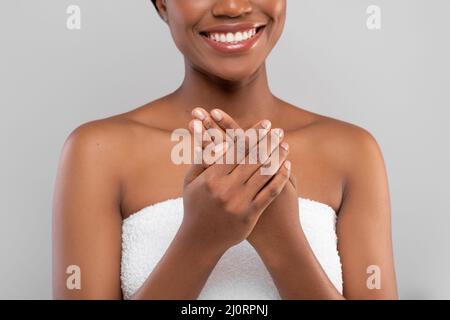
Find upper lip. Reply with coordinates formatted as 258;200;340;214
199;22;266;34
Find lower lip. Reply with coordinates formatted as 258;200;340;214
200;27;265;54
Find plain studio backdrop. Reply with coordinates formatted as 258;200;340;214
1;0;449;299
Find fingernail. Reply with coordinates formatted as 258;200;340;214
284;160;291;170
192;109;206;121
281;142;289;151
203;118;212;129
261;120;271;129
211;110;223;121
274;128;284;138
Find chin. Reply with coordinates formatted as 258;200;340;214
208;63;262;83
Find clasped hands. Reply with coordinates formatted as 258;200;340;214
180;107;303;260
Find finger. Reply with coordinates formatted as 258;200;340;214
210;108;241;133
230;128;285;181
195;107;244;145
190;110;235;176
192;107;228;146
212;122;272;176
191;117;274;176
187;118;228;169
232;120;273;164
191;107;278;177
251;160;292;213
193;107;272;160
183;141;229;186
245;141;290;199
188;119;214;151
211;108;274;147
288;172;297;189
184;159;207;187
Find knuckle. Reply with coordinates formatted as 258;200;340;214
225;200;246;217
249;201;260;213
211;186;228;203
269;186;282;198
217;191;229;204
279;168;290;179
223;202;239;217
203;173;217;190
223;201;235;214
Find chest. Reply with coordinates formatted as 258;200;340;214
119;136;344;219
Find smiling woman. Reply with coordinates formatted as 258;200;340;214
52;0;398;300
153;0;286;82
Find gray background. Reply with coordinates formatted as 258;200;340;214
1;0;449;299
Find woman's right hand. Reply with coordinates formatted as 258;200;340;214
179;116;291;255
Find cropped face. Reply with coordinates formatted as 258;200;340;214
155;0;286;82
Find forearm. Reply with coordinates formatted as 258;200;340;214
257;232;345;300
131;229;226;300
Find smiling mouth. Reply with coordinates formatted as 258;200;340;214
199;25;266;54
200;26;265;44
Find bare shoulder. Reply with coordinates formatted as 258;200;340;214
64;116;133;168
312;114;382;157
282;101;386;176
61;101;170;178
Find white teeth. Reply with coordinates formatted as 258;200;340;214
205;28;258;43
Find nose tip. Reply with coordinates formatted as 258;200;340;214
212;0;253;18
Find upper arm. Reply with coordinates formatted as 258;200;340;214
52;122;124;299
336;127;398;299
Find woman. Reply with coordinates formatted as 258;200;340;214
52;0;398;299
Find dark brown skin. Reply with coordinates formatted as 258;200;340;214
53;0;398;299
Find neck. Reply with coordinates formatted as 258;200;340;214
171;60;278;129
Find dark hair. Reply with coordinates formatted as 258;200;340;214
151;0;157;10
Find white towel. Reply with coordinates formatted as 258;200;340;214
121;197;343;299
